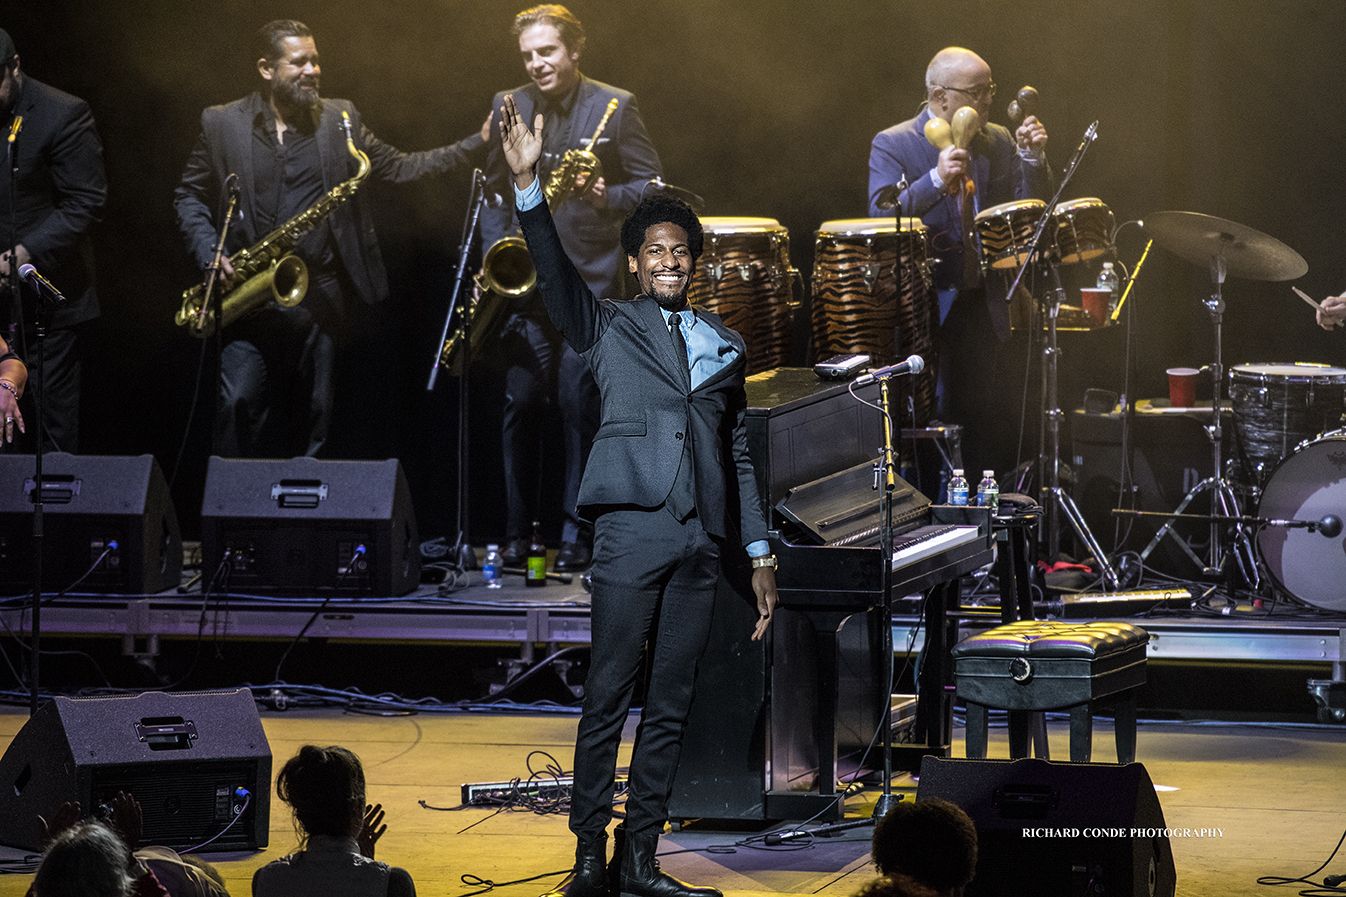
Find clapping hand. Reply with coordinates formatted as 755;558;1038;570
358;803;386;859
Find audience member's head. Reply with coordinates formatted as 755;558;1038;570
276;744;367;841
31;820;134;897
871;798;978;896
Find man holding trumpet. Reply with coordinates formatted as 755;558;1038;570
481;4;663;573
868;46;1050;477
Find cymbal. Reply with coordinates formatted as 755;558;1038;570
1144;211;1307;281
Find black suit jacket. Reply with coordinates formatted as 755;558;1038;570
483;77;662;299
518;199;768;546
1;76;106;330
174;92;483;306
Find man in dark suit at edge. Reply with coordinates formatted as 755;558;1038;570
481;5;663;573
0;27;107;454
498;94;778;897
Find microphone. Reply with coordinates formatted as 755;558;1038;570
874;174;909;211
18;263;68;305
1324;873;1346;888
1071;121;1099;161
854;354;924;386
1318;515;1342;539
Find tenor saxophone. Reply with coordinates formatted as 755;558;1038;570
175;110;372;338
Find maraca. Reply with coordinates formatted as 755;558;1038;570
1007;86;1040;126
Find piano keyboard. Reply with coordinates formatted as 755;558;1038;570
890;524;983;570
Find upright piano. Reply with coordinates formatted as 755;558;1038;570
668;369;992;823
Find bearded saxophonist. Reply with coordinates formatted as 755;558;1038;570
482;5;663;572
174;19;487;459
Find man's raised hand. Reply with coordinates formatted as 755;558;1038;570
499;93;544;189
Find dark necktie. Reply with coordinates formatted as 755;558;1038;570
668;312;691;391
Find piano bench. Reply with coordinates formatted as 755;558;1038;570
952;620;1149;763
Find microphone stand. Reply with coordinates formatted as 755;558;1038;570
1004;123;1117;586
7;115;45;715
428;169;490;572
7;114;20;364
26;272;59;716
872;372;902;819
204;176;240;456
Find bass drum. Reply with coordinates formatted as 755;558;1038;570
1256;430;1346;611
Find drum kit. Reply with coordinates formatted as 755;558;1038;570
691;175;1341;610
1118;210;1346;612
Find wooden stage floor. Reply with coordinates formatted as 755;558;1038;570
1;706;1343;897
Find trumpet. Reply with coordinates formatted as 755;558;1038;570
543;97;618;208
176;111;370;338
439;99;622;372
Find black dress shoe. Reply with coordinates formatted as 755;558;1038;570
619;829;721;897
553;539;593;572
502;538;530;568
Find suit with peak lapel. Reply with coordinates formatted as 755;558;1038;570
482;75;663;551
518;196;767;840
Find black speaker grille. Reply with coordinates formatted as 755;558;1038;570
90;761;262;852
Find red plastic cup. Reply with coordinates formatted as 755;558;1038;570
1080;288;1111;327
1167;367;1199;407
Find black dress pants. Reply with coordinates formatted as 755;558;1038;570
568;505;721;840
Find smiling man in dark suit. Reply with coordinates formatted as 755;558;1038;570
498;93;776;897
482;4;663;573
0;27;106;454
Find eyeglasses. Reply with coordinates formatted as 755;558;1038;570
941;82;997;102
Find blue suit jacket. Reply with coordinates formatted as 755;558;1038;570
517;199;767;547
869;107;1049;335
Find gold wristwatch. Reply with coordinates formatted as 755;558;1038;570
750;554;778;569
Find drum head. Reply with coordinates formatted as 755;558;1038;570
1232;362;1346;380
699;216;782;233
1257;431;1346;611
816;217;923;235
973;198;1045;225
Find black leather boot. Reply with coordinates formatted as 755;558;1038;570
606;822;626;894
618;829;722;897
542;833;610;897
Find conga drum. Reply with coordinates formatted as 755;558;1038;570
688;217;797;375
1051;197;1115;265
974;199;1047;270
811;217;937;426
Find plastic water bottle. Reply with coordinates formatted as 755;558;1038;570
1097;261;1121;312
949;469;970;506
977;470;999;515
483;544;503;589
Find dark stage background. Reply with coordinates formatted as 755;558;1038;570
6;0;1346;545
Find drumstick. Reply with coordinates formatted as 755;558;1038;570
1292;286;1324;312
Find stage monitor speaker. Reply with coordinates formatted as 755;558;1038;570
0;453;182;594
918;756;1176;897
201;456;421;596
0;689;270;853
